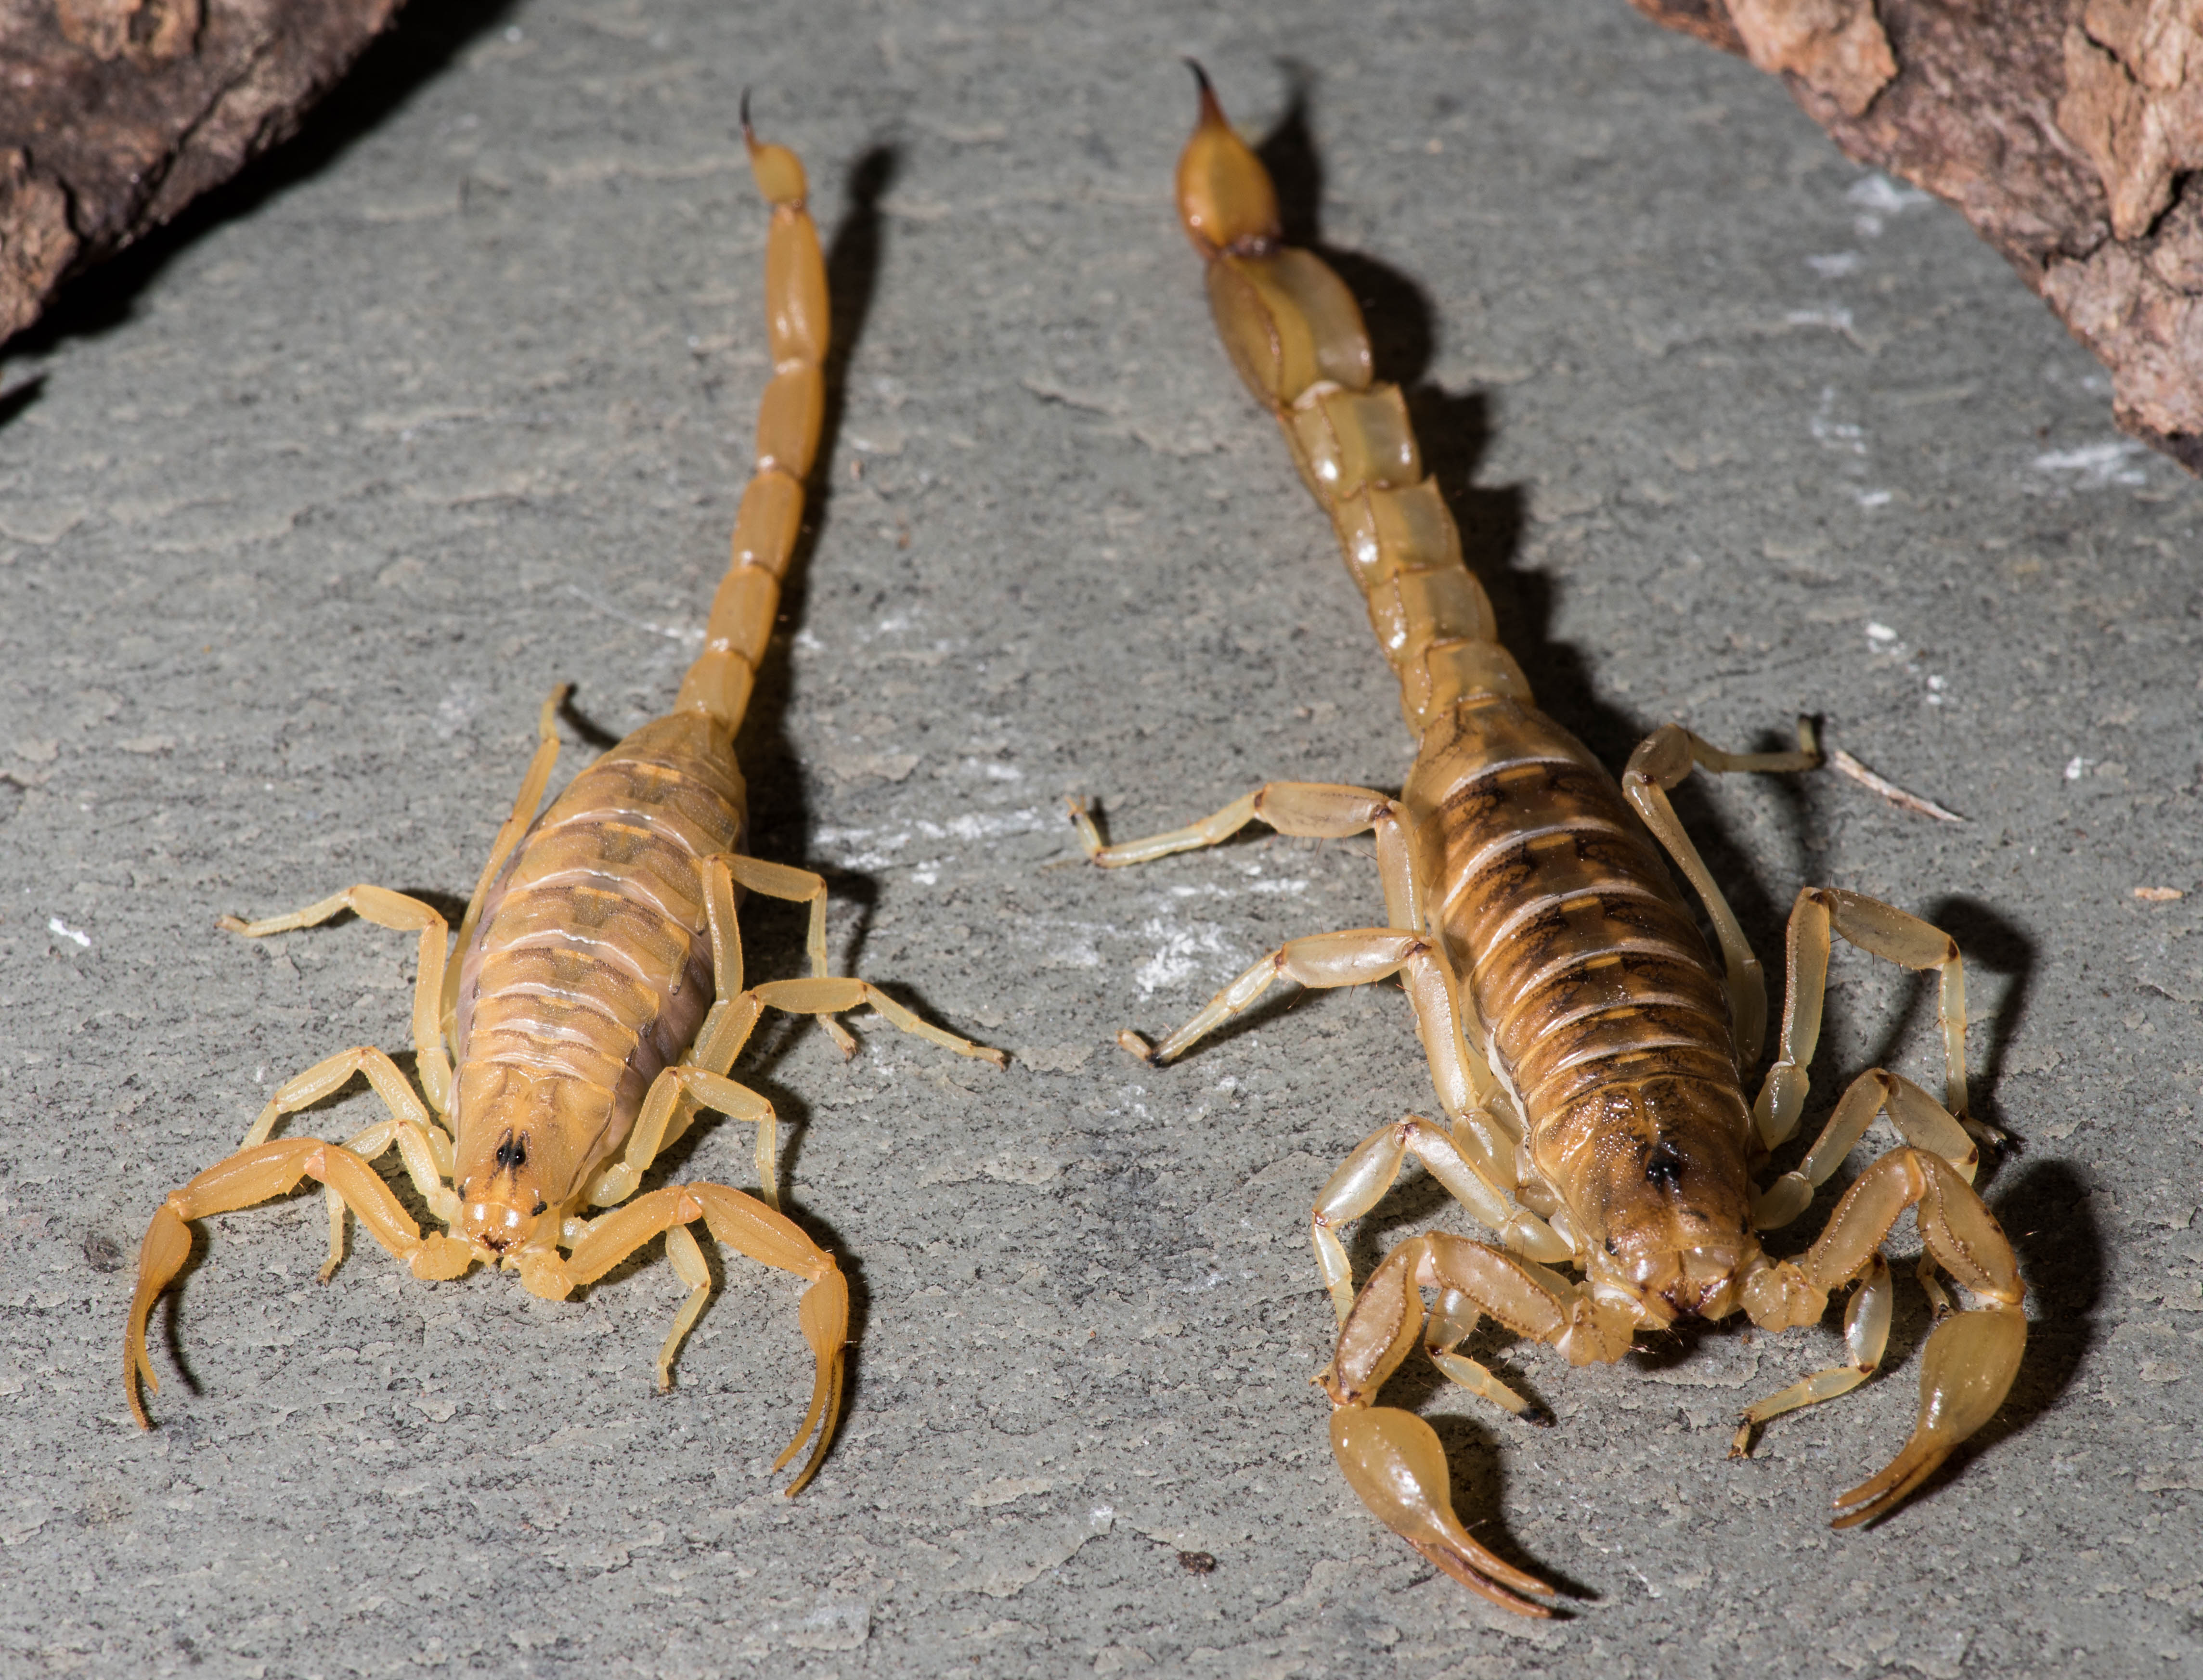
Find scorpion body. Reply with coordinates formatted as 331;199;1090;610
122;114;1001;1493
1076;74;2026;1612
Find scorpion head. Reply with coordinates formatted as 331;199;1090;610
449;1065;595;1260
455;1126;551;1256
1556;1076;1762;1327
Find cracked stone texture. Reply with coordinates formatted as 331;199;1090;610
0;1;2199;1676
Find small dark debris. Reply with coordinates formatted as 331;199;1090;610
1177;1550;1217;1575
83;1232;123;1273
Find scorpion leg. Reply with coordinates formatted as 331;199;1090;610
1621;718;1822;1069
1749;887;1976;1157
1423;1287;1551;1424
749;976;1007;1067
1126;928;1446;1065
536;1181;846;1495
1312;1114;1568;1321
124;1137;475;1427
1072;780;1426;931
223;883;457;1116
1754;1068;1978;1229
722;853;857;1054
1321;1230;1636;1613
1740;1147;2025;1525
1131;926;1559;1287
1082;790;1555;1282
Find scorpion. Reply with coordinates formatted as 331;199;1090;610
1072;70;2026;1613
121;108;1003;1494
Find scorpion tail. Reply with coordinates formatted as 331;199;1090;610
123;1201;193;1429
1175;71;1532;740
1329;1406;1556;1615
1830;1302;2026;1528
674;101;830;737
775;1265;849;1497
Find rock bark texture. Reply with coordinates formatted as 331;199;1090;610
1630;0;2203;471
0;0;404;345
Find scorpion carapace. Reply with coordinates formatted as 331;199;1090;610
1071;69;2025;1613
122;107;1004;1495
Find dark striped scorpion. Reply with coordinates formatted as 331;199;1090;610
1073;72;2025;1612
121;109;1003;1493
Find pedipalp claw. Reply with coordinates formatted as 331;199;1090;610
1329;1407;1555;1616
123;1201;193;1429
1831;1304;2025;1528
774;1266;849;1497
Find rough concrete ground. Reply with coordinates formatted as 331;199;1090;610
1;1;2198;1675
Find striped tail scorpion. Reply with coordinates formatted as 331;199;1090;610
1071;71;2025;1612
121;107;1003;1493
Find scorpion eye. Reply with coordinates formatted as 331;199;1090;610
1645;1141;1685;1192
493;1130;528;1173
531;1200;547;1216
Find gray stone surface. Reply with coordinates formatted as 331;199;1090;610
0;1;2197;1674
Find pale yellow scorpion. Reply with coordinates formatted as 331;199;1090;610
121;110;1002;1492
1074;73;2027;1613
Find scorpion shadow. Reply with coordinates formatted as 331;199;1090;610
2;0;519;384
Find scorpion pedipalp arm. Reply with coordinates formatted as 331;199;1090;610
1750;1146;2025;1526
1322;1230;1639;1613
1621;720;1821;1069
555;1181;847;1495
124;1137;475;1429
1730;1253;1892;1457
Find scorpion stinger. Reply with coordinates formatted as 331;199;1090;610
123;106;1004;1498
1071;70;2025;1604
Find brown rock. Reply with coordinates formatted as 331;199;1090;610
0;0;405;346
1630;0;2203;471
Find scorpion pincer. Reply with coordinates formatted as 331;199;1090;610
121;105;1004;1494
1072;70;2025;1612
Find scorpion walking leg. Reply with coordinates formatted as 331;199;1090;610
318;1114;463;1281
725;853;857;1054
1750;886;1980;1158
586;858;781;1209
538;1181;847;1494
750;976;1008;1068
1753;1068;1979;1229
1131;926;1562;1288
223;883;458;1117
1081;789;1560;1288
1312;1114;1568;1320
1072;781;1426;931
124;1138;475;1427
590;862;1006;1211
1738;1147;2025;1525
1621;718;1821;1067
1321;1230;1635;1613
